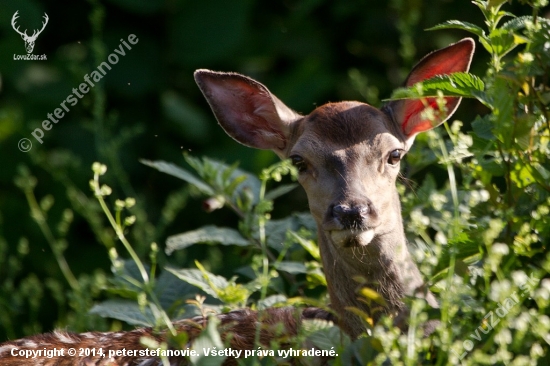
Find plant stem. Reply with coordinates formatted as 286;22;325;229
23;188;79;291
93;172;177;336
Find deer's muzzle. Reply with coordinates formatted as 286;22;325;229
324;201;379;247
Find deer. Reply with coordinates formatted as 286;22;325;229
11;10;49;54
0;38;474;365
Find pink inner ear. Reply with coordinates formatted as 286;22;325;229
406;40;474;87
205;77;287;150
398;39;474;138
402;96;457;136
407;60;467;86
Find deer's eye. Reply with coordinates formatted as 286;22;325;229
290;155;307;172
387;149;402;166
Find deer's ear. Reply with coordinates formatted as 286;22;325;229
384;38;475;147
194;70;301;157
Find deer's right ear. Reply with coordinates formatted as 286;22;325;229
194;70;301;157
383;38;475;149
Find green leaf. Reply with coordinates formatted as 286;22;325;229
341;337;382;365
478;36;493;54
289;231;321;260
154;270;205;310
432;234;482;278
264;183;298;201
511;161;537;188
532;163;550;181
427;20;485;37
224;174;248;196
108;260;149;293
489;28;523;57
478;157;505;176
141;159;214;195
502;15;533;31
263;212;316;250
184;155;262;202
304;321;350;350
190;316;225;366
89;299;154;326
490;77;515;147
388;72;485;100
276;261;308;274
302;318;336;335
166;267;228;299
488;0;508;9
166;225;250;254
257;294;287;310
358;287;387;307
471;115;495;140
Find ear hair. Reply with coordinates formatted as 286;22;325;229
194;69;301;156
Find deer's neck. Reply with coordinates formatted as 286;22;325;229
317;225;431;338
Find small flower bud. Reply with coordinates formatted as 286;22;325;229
89;179;98;191
92;162;107;175
124;215;136;226
100;184;112;196
202;196;225;212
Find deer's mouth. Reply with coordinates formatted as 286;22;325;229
330;229;375;247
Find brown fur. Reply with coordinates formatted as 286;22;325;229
0;308;332;365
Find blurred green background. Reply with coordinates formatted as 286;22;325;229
0;0;532;341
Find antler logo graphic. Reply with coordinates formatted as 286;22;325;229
11;11;49;54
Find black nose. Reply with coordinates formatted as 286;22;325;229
332;204;369;228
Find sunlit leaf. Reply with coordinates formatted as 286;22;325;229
290;231;320;260
427;20;485;38
358;287;387;307
488;0;508;9
502;15;533;31
388;72;485;100
166;267;228;299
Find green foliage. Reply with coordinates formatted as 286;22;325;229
387;1;550;364
390;72;486;101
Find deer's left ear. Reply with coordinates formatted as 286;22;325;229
383;38;475;148
194;69;301;158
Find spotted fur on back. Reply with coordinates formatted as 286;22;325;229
0;308;332;366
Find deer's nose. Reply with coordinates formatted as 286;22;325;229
332;204;369;228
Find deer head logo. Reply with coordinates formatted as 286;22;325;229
11;11;49;54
